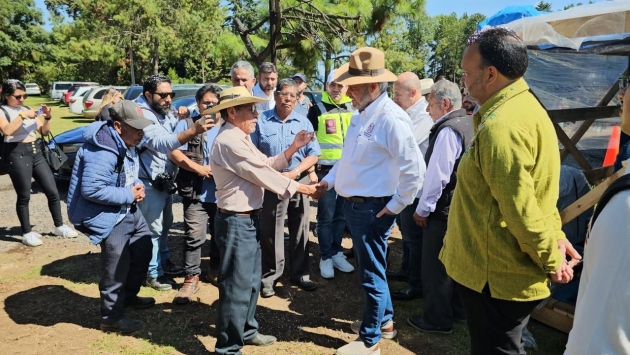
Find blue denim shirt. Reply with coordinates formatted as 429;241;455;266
251;109;321;172
174;120;219;203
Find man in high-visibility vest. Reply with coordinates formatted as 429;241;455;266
307;69;355;280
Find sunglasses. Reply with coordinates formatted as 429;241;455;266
154;92;176;99
11;94;27;100
238;104;258;114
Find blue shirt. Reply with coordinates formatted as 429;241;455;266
251;109;321;172
293;96;311;117
174;120;220;203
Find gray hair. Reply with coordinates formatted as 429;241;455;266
430;80;461;109
377;82;388;94
276;78;298;92
259;62;277;74
230;60;255;79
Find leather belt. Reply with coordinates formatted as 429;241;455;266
344;196;389;203
218;208;260;216
316;164;334;172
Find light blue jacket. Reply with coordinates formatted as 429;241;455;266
66;122;141;244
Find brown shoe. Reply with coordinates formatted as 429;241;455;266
173;274;200;304
204;267;219;286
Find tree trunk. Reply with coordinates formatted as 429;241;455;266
152;38;159;74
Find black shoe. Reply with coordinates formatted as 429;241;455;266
245;333;277;346
162;259;183;275
261;286;275;298
386;269;408;282
407;316;452;334
146;276;173;291
100;316;143;334
291;278;317;291
343;248;354;259
391;285;423;300
125;296;156;309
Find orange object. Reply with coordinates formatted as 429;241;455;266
603;125;621;167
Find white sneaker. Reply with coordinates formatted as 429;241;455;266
54;225;78;238
350;319;397;340
22;232;43;247
332;252;354;273
336;338;380;355
320;258;335;279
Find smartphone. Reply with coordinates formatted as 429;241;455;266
199;115;206;125
36;106;45;116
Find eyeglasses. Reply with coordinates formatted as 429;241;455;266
277;91;297;99
11;94;27;100
154;92;176;99
203;102;218;108
238;105;258;114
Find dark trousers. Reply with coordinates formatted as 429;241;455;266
260;189;310;288
214;212;261;355
421;218;465;328
458;283;541;355
315;169;346;260
396;198;422;289
6;142;63;233
99;207;152;323
182;198;219;275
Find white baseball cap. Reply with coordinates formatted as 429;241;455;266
327;70;337;84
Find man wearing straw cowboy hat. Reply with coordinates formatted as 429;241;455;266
314;47;423;355
207;86;317;355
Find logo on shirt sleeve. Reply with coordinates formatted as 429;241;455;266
407;136;415;149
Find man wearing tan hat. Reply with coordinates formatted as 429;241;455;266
68;100;155;334
207;86;317;355
313;47;423;355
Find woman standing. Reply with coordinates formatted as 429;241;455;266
0;79;78;246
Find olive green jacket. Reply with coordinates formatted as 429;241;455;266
440;79;566;301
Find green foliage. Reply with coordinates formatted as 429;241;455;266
535;1;553;12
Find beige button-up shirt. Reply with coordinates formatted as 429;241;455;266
210;122;299;212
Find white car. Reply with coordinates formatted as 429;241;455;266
24;83;41;96
68;87;94;115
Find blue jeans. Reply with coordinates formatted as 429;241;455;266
316;171;346;260
344;198;396;347
214;212;262;355
138;179;173;279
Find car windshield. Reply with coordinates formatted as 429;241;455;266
26;84;38;88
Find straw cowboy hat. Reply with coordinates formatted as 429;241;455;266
420;78;435;96
203;86;268;115
333;47;398;86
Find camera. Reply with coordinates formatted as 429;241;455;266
153;173;177;194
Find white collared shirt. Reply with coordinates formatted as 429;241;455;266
405;97;433;156
322;92;425;214
252;84;275;113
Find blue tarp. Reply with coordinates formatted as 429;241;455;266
477;5;542;30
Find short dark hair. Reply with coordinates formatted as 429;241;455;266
195;83;223;102
1;79;26;105
258;62;277;74
467;27;528;79
276;78;298;92
143;74;171;94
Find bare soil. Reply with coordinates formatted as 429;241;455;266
0;176;567;355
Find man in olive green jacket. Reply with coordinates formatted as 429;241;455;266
440;27;581;355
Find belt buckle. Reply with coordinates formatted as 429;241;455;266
350;196;365;203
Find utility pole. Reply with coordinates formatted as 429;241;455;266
130;45;136;86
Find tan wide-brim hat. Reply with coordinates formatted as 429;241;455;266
203;86;268;114
420;78;435;96
333;47;398;86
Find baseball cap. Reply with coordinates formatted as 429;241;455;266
327;70;337;84
109;100;153;130
291;73;306;82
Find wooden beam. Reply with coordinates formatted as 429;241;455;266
554;122;593;170
582;165;614;185
548;106;620;123
560;118;596;161
560;161;628;225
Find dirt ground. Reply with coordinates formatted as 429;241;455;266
0;175;569;355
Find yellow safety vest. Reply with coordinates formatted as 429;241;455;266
315;96;353;166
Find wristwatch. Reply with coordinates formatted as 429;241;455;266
294;168;302;180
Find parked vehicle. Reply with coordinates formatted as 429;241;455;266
62;83;98;105
24;83;42;96
52;95;199;179
82;86;128;120
50;82;73;100
68;87;94;115
123;86;143;100
304;90;322;104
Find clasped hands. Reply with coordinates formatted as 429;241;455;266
551;239;582;284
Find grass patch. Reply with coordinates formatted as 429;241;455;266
24;96;88;134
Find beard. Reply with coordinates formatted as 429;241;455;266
150;100;170;116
